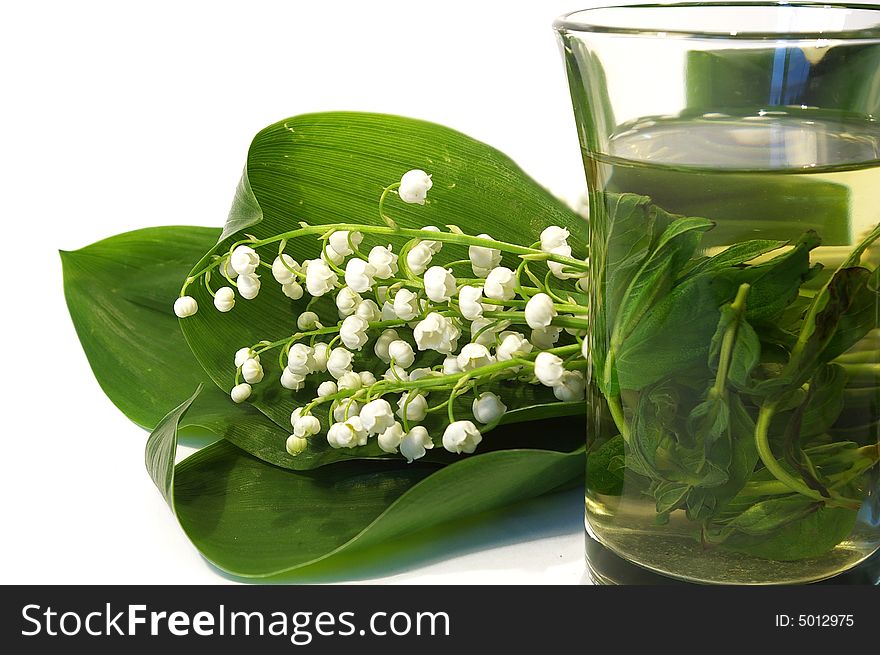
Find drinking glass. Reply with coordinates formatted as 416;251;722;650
555;2;880;584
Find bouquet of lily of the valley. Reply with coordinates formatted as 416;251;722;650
62;112;590;578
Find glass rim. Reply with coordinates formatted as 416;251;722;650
553;2;880;40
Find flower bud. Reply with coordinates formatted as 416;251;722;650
213;286;235;313
230;382;252;403
472;392;507;424
241;357;264;383
525;293;557;329
388;339;415;368
374;328;400;363
285;435;308;455
398;169;433;205
297;311;322;331
174;295;198;318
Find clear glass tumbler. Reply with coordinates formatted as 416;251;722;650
555;2;880;584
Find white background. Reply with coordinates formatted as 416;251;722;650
0;0;597;584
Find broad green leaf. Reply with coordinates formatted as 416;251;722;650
148;388;584;578
61;226;220;428
178;112;588;468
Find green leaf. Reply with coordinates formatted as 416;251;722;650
147;389;584;578
715;497;857;561
685;239;787;277
586;434;625;496
178;112;587;467
61;226;221;428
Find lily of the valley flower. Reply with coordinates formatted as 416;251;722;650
457;342;494;371
230;382;252;403
305;258;337;297
392;288;421;321
377;422;406;453
388;339;415;368
398;169;433;205
237;273;261;300
174;296;198;318
296;311;322;331
368;245;398;279
399;426;434;462
234;347;259;368
335;287;362;317
419;226;443;253
329;230;363;257
230;245;259;276
285;435;308;455
272;254;300;285
241;357;264;384
340;315;370;350
397;392;428;422
424;266;456;303
442;355;462;375
469;234;503;278
553;370;586;402
483;266;516;300
337;370;363;392
317;380;338;397
530;326;561;349
354;299;381;323
535;352;565;387
213;286;235;312
405;243;434;276
359;370;377;386
344;258;376;293
312;343;330;372
472;392;507;424
326;347;354;379
525;293;557;329
413;312;460;354
332;400;360;422
442;420;483;454
280;368;306;390
496;331;532;361
359;399;396;436
374;328;400;363
327;416;368;448
282;281;304;300
457;285;484;320
287;343;316;375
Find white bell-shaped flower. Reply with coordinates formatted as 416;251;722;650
472;392;507;424
534;352;565;387
173;296;198;318
234;347;259;368
344;258;376;294
399;426;434;462
333;400;360;423
530;326;561;350
423;266;456;303
237;273;261;300
304;258;337;297
329;230;363;257
317;380;338;398
398;169;433;205
413;312;459;354
457;343;494;371
327;416;368;449
285;435;308;455
442;420;482;454
525;293;557;329
335;287;362;317
388;340;415;368
443;355;462;375
377;422;405;454
312;342;330;372
326;348;354;379
213;287;235;313
419;226;443;253
483;266;515;300
359;370;377;387
280;368;306;390
540;226;570;252
282;281;304;300
405;243;434;276
374;328;400;363
359;399;396;436
230;245;259;276
241;357;264;384
354;298;381;323
287;343;316;375
368;245;398;279
337;370;363;392
553;370;586;402
230;382;252;403
393;288;421;321
458;285;484;320
469;234;502;278
272;254;300;285
397;392;428;422
340;315;370;350
296;311;322;331
496;331;533;361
